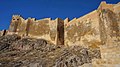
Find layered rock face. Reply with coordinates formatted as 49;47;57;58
0;34;101;67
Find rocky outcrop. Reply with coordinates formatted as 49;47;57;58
0;34;101;67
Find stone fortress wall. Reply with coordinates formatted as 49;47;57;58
8;15;64;45
1;1;119;48
65;1;120;48
0;1;120;66
0;1;119;47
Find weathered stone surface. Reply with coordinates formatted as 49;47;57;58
79;63;92;67
0;30;7;36
8;16;65;45
0;34;21;51
0;34;21;44
65;10;101;47
91;2;120;67
0;42;10;51
0;35;101;67
0;1;120;67
7;1;120;48
12;38;47;50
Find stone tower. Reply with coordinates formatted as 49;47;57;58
9;15;22;32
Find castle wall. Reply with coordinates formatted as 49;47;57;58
65;10;101;48
28;19;55;44
99;9;120;45
17;19;27;36
9;16;64;45
28;20;50;37
7;1;120;47
49;19;57;44
5;1;120;66
114;2;120;35
92;3;120;66
27;18;64;45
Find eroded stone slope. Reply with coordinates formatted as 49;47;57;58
0;34;101;67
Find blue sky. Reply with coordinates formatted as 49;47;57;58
0;0;120;30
